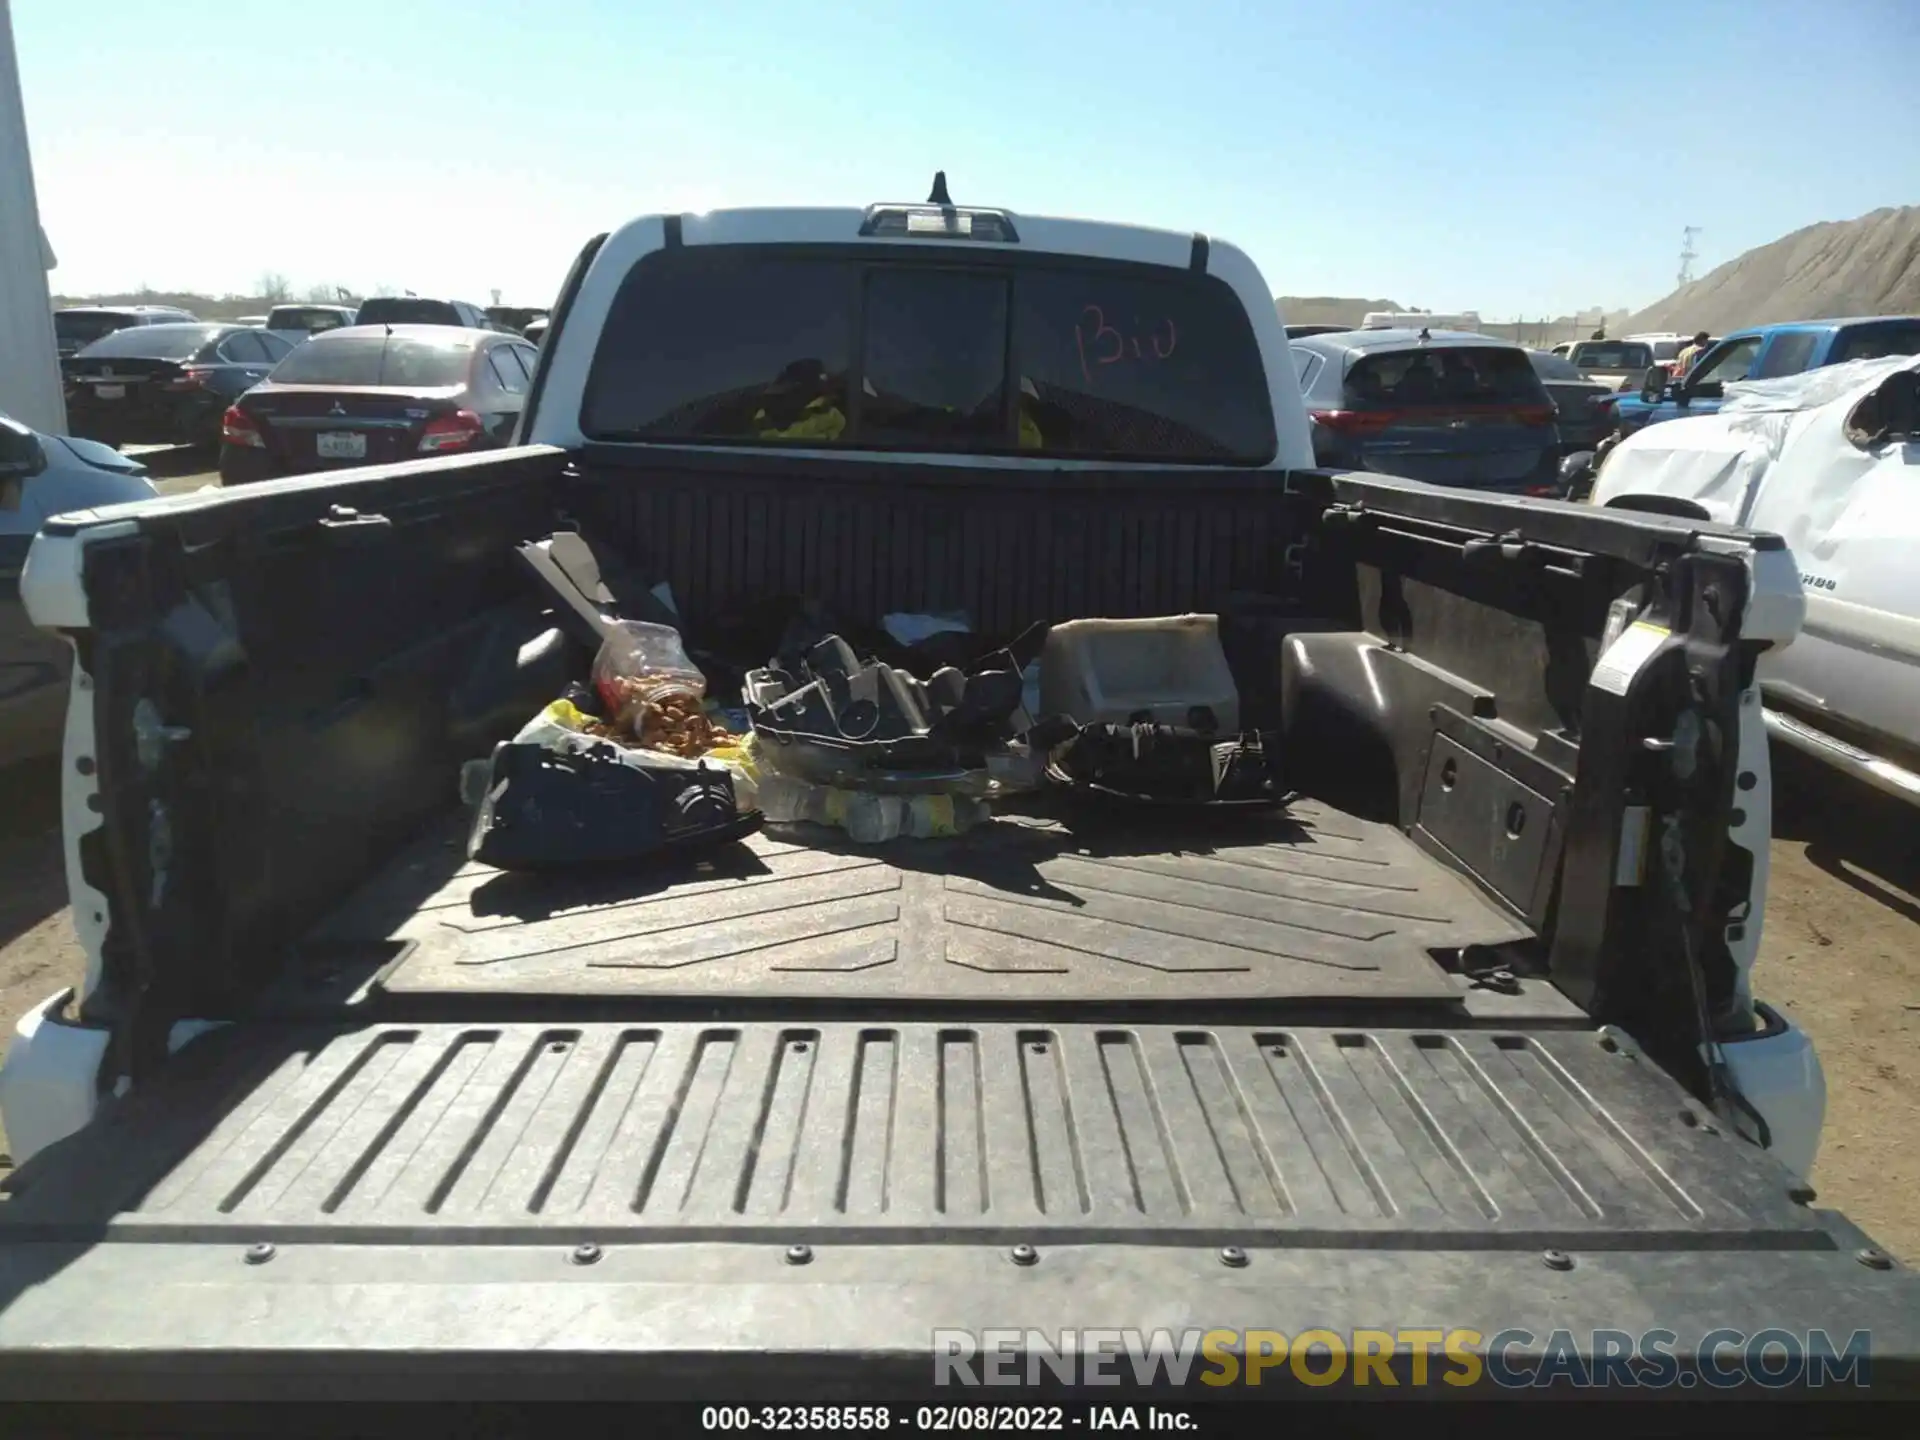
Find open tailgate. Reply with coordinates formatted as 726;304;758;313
0;1017;1914;1400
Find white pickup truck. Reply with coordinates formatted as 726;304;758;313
0;185;1910;1403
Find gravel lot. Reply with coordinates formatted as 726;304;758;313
132;442;223;494
2;460;1915;1259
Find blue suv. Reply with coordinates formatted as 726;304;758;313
1602;315;1920;438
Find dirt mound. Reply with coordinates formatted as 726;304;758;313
1626;205;1920;334
1274;296;1402;327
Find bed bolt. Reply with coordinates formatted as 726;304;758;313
784;1244;813;1266
1010;1243;1039;1267
1541;1249;1573;1272
1219;1246;1249;1268
1787;1182;1817;1204
570;1243;601;1266
244;1242;276;1265
1856;1248;1893;1271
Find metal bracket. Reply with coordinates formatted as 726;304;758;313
318;505;392;533
1282;538;1310;583
130;698;191;774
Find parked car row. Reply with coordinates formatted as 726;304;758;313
54;293;548;361
52;295;553;454
62;323;298;449
1287;309;1920;500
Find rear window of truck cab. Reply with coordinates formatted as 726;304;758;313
1832;322;1920;364
580;247;1278;463
1569;341;1653;369
56;311;145;346
355;298;464;327
268;306;352;334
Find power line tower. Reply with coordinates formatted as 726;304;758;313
1677;226;1701;289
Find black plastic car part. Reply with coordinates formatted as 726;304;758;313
1042;714;1280;808
468;741;760;871
744;632;1033;790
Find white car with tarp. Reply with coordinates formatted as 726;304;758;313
1593;354;1920;803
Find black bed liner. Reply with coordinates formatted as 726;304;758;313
315;799;1532;1004
3;1015;1916;1401
0;1019;1825;1242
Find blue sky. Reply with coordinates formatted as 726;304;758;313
14;0;1918;314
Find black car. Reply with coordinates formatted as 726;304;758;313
1524;348;1615;454
218;324;540;485
62;324;297;450
353;296;501;330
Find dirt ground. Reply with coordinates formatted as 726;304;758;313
0;469;1915;1256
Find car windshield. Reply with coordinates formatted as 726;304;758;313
268;307;351;333
1346;345;1545;408
1570;342;1653;369
269;333;476;387
355;298;463;326
1832;323;1920;365
74;325;221;360
1648;339;1685;361
581;248;1277;463
55;312;143;347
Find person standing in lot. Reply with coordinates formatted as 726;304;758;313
1674;331;1712;376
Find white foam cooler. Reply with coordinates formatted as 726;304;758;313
1039;614;1240;732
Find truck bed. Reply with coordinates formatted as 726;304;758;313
17;434;1920;1399
311;797;1535;1006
